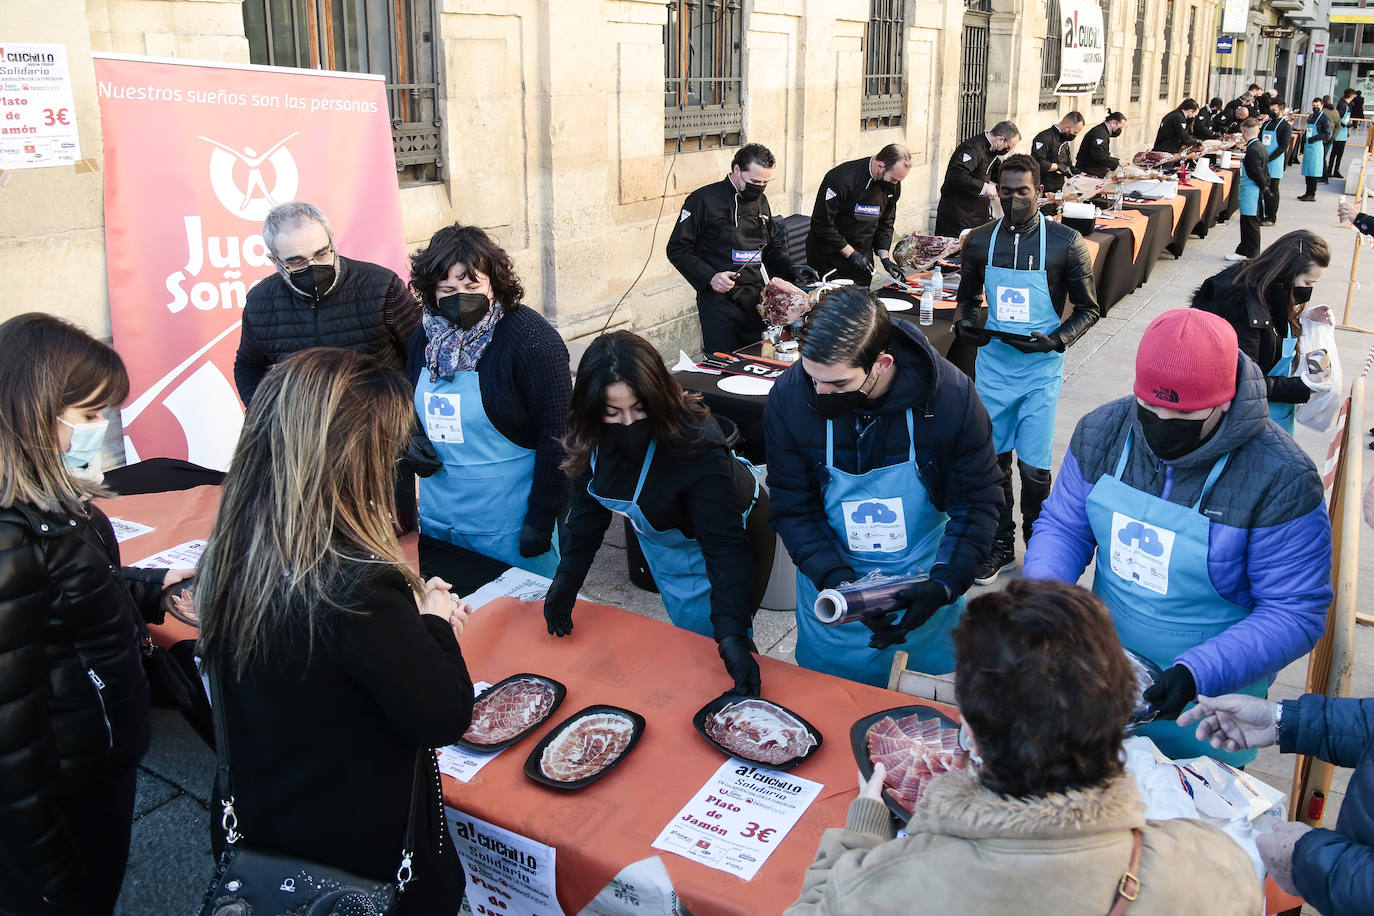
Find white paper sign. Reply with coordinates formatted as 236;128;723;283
437;682;506;783
1053;0;1106;96
462;568;590;610
1221;0;1248;34
651;759;823;881
0;43;82;170
108;517;155;543
131;539;207;570
447;808;566;916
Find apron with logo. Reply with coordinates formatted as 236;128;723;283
588;440;761;638
1087;431;1267;765
416;369;560;577
1302;120;1325;178
1238;138;1263;217
1262;122;1284;180
974;215;1065;470
1267;335;1298;435
794;410;963;686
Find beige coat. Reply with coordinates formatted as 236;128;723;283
786;768;1261;915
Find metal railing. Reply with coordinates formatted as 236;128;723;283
665;0;744;152
1041;0;1063;110
1131;0;1145;102
959;7;992;143
862;0;906;129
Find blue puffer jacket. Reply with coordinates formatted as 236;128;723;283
764;319;1004;596
1023;352;1332;695
1282;694;1374;916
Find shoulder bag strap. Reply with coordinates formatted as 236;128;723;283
1106;827;1143;916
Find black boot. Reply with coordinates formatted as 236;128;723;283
976;452;1017;584
1018;461;1053;546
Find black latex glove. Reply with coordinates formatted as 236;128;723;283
1004;331;1060;354
864;580;952;650
404;427;443;477
718;634;762;696
543;580;576;637
1142;664;1197;721
846;250;873;274
519;523;553;558
880;257;908;280
954;318;992;347
796;265;821;285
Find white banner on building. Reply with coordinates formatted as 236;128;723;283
1054;0;1106;96
1221;0;1248;35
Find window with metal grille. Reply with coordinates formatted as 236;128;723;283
665;0;744;153
959;0;992;143
242;0;443;187
1094;0;1110;105
1159;0;1173;99
1182;6;1196;95
862;0;905;129
1130;0;1145;102
1040;0;1063;110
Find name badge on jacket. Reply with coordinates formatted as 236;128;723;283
854;204;882;218
841;497;908;553
731;249;763;264
1108;512;1176;595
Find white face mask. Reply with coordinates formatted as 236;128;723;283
59;416;109;470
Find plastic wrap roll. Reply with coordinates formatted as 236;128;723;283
814;572;929;625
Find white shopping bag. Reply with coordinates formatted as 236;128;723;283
1295;304;1343;431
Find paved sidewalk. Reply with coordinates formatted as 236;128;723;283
117;176;1374;914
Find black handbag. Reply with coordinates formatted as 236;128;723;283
197;665;423;916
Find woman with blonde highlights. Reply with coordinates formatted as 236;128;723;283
197;348;474;914
0;313;185;915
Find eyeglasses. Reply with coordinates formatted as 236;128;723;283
276;243;335;272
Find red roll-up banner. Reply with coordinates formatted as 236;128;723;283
93;53;407;469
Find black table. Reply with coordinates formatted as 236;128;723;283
1168;185;1205;251
1089;226;1144;314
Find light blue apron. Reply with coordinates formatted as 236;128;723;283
1267;335;1298;435
1262;121;1284;181
973;214;1065;470
1238;138;1263;217
588;440;760;638
415;369;560;577
1302;119;1326;178
793;410;963;686
1086;430;1267;765
1336;110;1351;143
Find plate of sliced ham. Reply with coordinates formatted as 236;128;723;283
457;673;566;752
850;705;964;822
523;705;645;789
693;694;823;770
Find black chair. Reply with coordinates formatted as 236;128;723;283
777;214;811;271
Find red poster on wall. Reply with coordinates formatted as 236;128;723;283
92;53;407;469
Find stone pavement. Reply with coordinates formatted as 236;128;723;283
117;176;1374;914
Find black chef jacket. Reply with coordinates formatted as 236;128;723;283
935;134;1000;237
1075;122;1121;178
665;177;797;307
1031;125;1076;192
805;157;901;276
1153;108;1199;154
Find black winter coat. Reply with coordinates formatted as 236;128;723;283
935;134;999;237
234;256;420;406
1075;122;1121;177
954;214;1100;351
806;157;901;274
763;320;1003;596
0;501;164;910
211;567;473;916
1153;108;1200;154
1190;263;1310;405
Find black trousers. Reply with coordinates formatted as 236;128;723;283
1237;215;1262;257
697;289;764;354
1263;176;1281;221
1305;176;1320;197
1329;140;1348;177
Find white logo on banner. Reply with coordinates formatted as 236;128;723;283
200;133;300;221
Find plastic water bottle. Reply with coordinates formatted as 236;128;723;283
931;264;944;301
919;281;935;327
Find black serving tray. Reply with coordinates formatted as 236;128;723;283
692;694;824;772
523;705;645;790
850;704;962;823
456;674;567;753
160;577;198;627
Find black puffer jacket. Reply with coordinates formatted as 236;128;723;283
1190;263;1311;405
0;500;163;909
955;214;1100;350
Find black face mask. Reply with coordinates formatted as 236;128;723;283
1292;285;1314;305
738;181;766;202
289;264;336;299
1110;127;1123;138
814;369;878;419
877;179;897;193
434;291;491;330
604;418;653;455
1137;404;1218;461
1004;195;1039;225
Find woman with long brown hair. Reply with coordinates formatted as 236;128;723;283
406;224;572;582
197;348;474;915
0;313;186;915
1192;228;1330;434
545;331;773;695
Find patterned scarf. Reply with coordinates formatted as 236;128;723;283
423;301;505;381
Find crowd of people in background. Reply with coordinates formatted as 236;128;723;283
4;86;1374;915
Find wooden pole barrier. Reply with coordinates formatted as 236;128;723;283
1339;151;1372;333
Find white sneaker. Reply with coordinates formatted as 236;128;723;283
1223;253;1249;261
